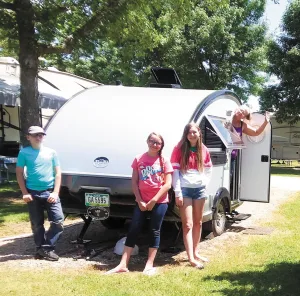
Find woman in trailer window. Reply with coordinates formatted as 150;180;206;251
230;105;270;145
105;132;173;276
230;105;270;164
171;123;212;269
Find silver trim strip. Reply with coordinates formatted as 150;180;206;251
81;186;111;193
62;171;131;178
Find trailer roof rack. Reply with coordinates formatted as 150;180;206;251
150;67;182;89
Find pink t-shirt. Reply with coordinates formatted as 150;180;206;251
131;153;173;203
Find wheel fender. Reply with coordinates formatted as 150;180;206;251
211;187;230;217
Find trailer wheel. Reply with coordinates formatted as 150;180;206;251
212;199;227;236
101;217;126;229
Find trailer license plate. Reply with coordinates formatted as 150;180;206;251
85;193;110;207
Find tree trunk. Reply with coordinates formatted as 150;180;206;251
14;0;40;146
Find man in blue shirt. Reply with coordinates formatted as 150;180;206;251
16;126;64;261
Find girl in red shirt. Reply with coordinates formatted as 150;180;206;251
171;123;212;269
106;132;173;275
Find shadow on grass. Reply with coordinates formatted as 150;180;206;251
0;220;122;262
271;166;300;176
0;218;181;268
0;182;20;198
204;262;300;296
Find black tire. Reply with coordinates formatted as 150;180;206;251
212;199;227;236
100;217;126;229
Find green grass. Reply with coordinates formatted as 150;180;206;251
0;179;29;235
270;166;300;177
0;197;29;224
0;178;26;224
271;160;299;166
271;160;300;177
0;179;78;237
0;181;19;195
1;193;300;295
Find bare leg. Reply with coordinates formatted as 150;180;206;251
179;197;200;267
143;248;158;272
192;198;208;262
105;246;133;274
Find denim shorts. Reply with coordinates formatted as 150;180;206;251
181;186;207;200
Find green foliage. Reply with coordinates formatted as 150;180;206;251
169;0;268;101
46;0;268;101
0;0;194;138
260;0;300;124
0;0;267;101
0;3;18;58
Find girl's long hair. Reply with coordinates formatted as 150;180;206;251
179;123;203;172
147;132;165;174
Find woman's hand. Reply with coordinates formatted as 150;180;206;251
146;199;157;211
175;196;183;207
265;111;270;122
138;200;147;211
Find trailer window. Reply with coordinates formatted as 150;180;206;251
200;118;225;150
200;118;227;165
204;115;246;149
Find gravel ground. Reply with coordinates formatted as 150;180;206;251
0;175;299;272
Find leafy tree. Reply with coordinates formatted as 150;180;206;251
0;0;268;146
51;0;268;102
169;0;268;101
0;0;192;144
260;0;300;124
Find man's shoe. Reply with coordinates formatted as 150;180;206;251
37;249;59;261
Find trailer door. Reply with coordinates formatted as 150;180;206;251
240;113;272;202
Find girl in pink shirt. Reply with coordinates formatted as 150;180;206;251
171;123;212;269
106;132;173;275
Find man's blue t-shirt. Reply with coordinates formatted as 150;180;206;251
16;146;60;191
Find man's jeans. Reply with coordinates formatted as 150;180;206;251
27;188;64;251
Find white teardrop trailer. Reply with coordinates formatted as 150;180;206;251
45;71;271;242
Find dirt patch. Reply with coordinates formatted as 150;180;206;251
242;227;274;235
0;176;298;272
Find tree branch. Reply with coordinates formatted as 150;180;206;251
39;13;105;55
38;38;73;55
39;0;126;55
0;1;15;11
34;6;68;22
